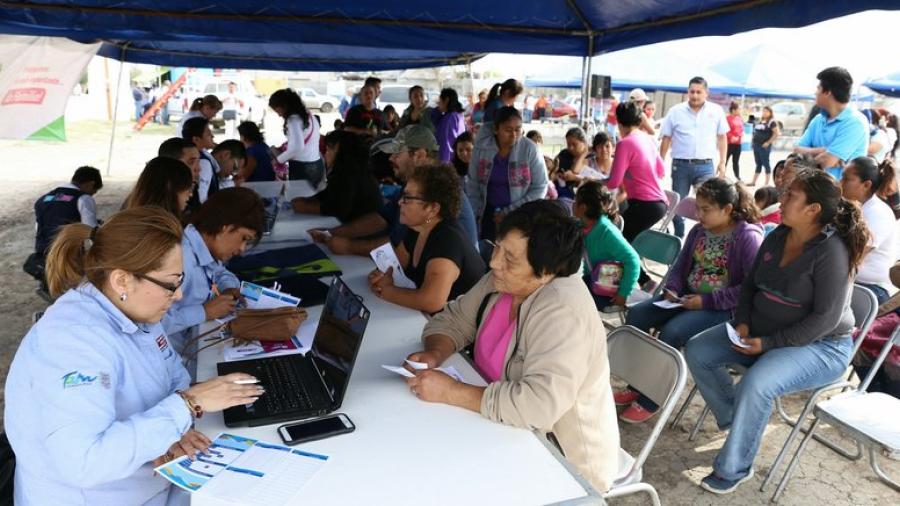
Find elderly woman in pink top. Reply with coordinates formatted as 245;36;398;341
606;101;668;286
401;201;619;492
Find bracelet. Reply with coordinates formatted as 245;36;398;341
176;390;203;419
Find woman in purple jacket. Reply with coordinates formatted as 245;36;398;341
434;88;467;164
618;178;763;423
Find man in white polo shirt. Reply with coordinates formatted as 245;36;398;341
659;77;728;237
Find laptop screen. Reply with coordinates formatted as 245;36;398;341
309;277;370;406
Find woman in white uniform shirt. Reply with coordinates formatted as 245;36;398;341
268;88;324;187
840;156;898;303
4;207;263;506
163;187;265;379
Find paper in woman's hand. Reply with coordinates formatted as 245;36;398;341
726;322;751;349
369;243;416;289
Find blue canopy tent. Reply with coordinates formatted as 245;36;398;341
96;40;483;72
1;1;898;56
865;72;900;98
2;1;899;119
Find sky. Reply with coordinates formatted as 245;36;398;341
471;9;899;88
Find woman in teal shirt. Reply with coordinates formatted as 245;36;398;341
573;181;640;309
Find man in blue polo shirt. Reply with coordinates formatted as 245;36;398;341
795;67;868;179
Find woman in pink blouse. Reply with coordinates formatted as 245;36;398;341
606;101;668;285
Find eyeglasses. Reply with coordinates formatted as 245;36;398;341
136;272;185;296
399;193;430;204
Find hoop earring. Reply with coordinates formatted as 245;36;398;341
119;293;127;302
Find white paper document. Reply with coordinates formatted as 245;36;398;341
381;363;465;382
155;433;328;505
653;299;683;309
369;243;416;289
726;322;751;349
240;281;301;309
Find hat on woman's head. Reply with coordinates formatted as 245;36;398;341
629;88;649;102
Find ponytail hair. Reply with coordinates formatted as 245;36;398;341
189;94;223;113
485;78;523;106
575;180;619;222
847;156;896;197
793;169;870;275
696;177;760;224
45;207;183;298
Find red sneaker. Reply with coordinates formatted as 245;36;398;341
613;389;640;406
620;403;658;424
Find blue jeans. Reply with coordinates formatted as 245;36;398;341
752;143;771;174
626;296;731;410
671;160;714;237
685;323;853;481
857;282;890;304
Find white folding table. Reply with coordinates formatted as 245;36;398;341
191;181;604;505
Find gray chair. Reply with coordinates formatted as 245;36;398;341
604;325;687;506
772;324;900;502
656;189;681;233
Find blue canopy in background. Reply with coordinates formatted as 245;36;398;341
865;73;900;98
524;45;741;94
709;45;817;99
0;1;898;69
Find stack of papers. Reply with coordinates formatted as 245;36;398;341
155;433;329;505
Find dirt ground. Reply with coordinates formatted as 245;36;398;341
0;120;896;505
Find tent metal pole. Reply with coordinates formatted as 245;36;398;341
584;36;594;131
578;56;591;128
105;44;127;177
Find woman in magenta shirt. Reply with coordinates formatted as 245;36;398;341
725;101;744;182
607;102;667;285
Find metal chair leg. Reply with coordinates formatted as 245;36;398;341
870;445;900;492
774;389;863;461
688;405;709;441
772;418;821;503
761;391;826;491
671;385;698;429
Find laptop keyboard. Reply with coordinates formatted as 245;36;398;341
256;356;327;415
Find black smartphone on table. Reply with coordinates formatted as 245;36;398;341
278;413;355;446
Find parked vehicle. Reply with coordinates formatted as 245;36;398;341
533;99;579;122
770;101;808;136
296;88;340;113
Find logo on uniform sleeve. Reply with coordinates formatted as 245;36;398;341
62;371;98;389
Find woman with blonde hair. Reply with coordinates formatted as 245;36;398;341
5;207;262;505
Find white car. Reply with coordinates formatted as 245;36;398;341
296;88;340;113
